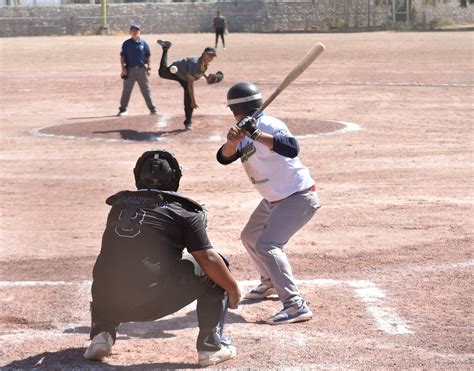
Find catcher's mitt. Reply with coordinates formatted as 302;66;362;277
206;71;224;85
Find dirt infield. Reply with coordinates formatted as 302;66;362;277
0;31;473;369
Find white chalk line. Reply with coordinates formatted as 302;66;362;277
1;278;408;336
295;120;364;139
29;119;363;143
154;114;170;129
292;80;473;88
1;259;472;340
207;120;364;142
29;127;127;143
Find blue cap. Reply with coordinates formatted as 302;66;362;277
130;23;141;31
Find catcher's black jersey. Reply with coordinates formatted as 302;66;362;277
92;190;212;303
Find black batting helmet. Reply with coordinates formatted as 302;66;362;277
227;82;262;115
133;150;182;192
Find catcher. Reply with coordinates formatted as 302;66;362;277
157;40;223;130
84;150;240;367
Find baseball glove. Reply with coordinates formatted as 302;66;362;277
206;71;224;85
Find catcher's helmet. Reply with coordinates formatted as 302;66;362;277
133;150;182;192
227;82;262;115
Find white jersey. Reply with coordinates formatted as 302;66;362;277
237;114;315;202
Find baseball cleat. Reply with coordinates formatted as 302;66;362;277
157;40;172;50
198;344;236;367
265;300;313;325
84;331;114;361
244;282;277;300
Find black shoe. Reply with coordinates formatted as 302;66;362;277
157;40;172;50
117;109;128;117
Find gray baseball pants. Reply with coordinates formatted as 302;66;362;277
240;187;320;308
119;67;156;113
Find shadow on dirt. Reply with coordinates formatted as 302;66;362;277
4;311;246;369
3;347;200;369
64;309;247;340
93;128;186;141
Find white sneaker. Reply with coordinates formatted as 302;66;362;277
117;110;128;117
198;344;236;367
84;331;114;361
244;282;277;300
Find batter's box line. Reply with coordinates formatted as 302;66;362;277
0;277;412;335
240;278;413;335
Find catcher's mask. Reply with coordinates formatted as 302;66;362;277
227;82;262;115
133;150;182;192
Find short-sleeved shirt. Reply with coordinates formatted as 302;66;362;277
120;38;151;67
236;114;315;202
213;16;226;29
92;189;212;300
172;56;207;81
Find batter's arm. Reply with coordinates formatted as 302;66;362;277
217;145;241;165
218;125;245;162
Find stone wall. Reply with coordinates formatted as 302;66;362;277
411;0;473;26
0;1;472;37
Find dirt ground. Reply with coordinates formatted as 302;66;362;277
0;31;473;369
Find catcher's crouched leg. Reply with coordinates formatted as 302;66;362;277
181;254;232;349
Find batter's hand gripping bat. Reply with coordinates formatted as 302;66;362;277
251;42;325;119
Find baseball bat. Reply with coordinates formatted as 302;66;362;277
252;42;325;118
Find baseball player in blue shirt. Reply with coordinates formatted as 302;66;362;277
117;23;157;117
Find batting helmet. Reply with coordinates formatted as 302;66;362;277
133;150;182;192
227;82;262;115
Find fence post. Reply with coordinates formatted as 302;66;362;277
100;0;108;35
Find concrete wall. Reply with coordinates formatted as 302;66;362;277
411;0;473;26
0;1;472;37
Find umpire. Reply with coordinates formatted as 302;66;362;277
117;23;157;116
84;150;241;367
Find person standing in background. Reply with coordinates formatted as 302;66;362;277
213;11;227;49
117;23;157;117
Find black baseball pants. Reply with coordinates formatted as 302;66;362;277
158;49;193;127
215;27;225;48
89;257;226;352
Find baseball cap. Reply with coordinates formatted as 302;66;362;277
130;22;141;31
204;47;217;56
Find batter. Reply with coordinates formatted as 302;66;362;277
216;82;320;325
